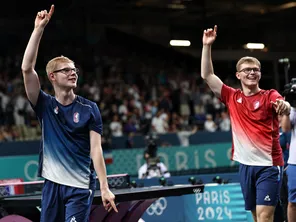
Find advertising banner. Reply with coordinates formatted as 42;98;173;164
0;155;39;181
141;183;252;222
0;143;236;181
108;143;236;175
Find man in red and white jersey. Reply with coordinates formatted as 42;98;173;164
201;25;291;222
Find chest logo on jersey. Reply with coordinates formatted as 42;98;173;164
237;97;242;103
54;106;59;114
73;112;80;123
254;101;260;110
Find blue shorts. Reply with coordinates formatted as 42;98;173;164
239;164;283;211
286;164;296;203
40;179;95;222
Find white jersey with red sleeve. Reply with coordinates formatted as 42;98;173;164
220;84;284;166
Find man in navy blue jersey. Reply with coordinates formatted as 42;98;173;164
21;5;118;222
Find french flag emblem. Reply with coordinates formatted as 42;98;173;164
73;112;80;123
254;101;260;110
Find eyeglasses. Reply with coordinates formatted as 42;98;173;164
52;68;79;75
238;67;261;74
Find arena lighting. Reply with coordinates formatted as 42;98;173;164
279;58;290;64
169;40;191;47
244;43;265;49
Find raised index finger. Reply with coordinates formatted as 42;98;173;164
48;5;55;17
214;25;218;33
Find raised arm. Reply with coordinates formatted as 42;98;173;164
21;5;54;106
201;25;224;98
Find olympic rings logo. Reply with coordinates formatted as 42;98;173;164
146;197;167;216
193;188;202;194
108;177;125;187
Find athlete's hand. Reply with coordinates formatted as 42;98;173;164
271;99;291;115
203;25;217;45
101;188;118;213
34;5;54;30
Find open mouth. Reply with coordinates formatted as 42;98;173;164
68;78;77;82
247;76;257;81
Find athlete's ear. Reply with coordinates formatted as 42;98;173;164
236;72;241;80
48;72;55;81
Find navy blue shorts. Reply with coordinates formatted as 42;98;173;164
40;179;95;222
239;164;283;211
286;164;296;203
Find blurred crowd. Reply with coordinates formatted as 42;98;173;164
0;40;232;143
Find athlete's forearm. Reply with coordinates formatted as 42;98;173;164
21;27;44;73
91;146;109;190
200;45;223;97
281;114;291;132
201;45;214;80
282;100;291;116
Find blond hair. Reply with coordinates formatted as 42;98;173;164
236;56;261;71
46;56;74;75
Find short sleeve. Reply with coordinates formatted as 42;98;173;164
220;84;236;106
29;89;50;121
269;89;284;103
89;103;103;135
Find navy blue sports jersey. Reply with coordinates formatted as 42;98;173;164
31;90;102;189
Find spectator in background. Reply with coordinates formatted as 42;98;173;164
118;99;128;121
170;112;181;129
143;100;153;120
108;104;119;120
191;86;205;116
151;110;168;134
204;114;217;132
124;116;137;135
219;111;231;131
177;125;198;147
179;84;191;117
151;100;158;117
212;96;223;114
0;9;252;144
158;89;171;113
88;80;100;102
4;96;15;126
109;115;123;137
13;90;29;126
0;125;14;142
0;87;10;125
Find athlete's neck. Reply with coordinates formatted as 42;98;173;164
55;90;76;106
241;85;261;96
